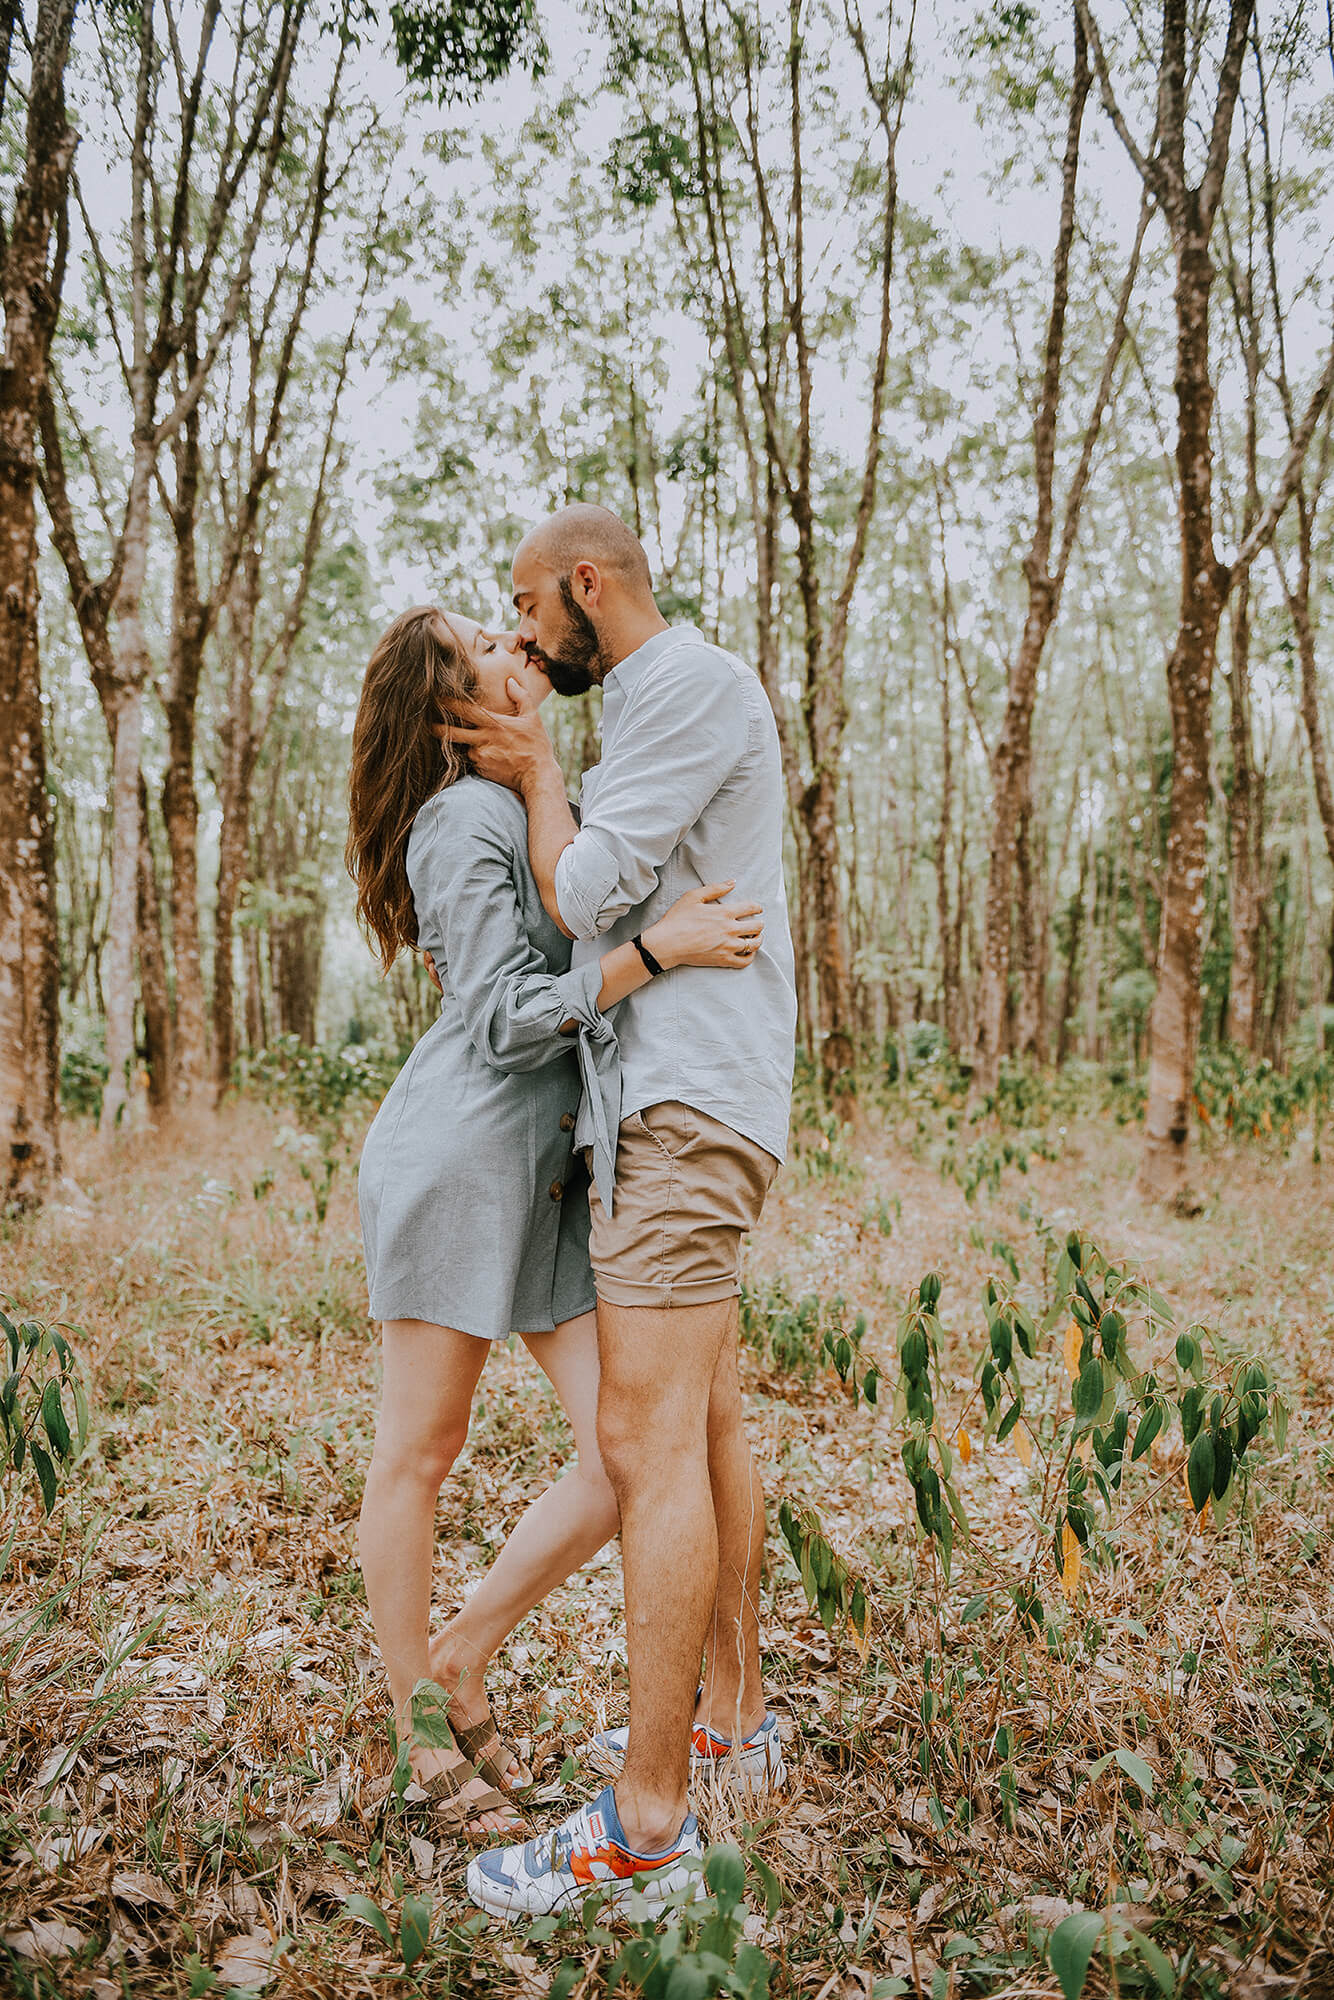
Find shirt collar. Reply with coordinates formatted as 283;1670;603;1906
602;624;702;696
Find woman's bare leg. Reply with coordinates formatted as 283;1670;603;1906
428;1309;618;1748
357;1317;514;1830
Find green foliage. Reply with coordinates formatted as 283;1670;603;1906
940;1128;1060;1203
237;1035;398;1129
239;1036;398;1225
340;1886;435;1973
1193;1046;1333;1159
778;1495;869;1648
772;1229;1289;1635
0;1302;87;1535
739;1278;867;1386
387;0;546;102
533;1839;780;1999
59;1044;108;1121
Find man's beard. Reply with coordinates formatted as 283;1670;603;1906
533;578;608;696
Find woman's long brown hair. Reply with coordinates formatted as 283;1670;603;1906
346;606;478;971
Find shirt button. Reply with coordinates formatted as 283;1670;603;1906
559;1113;575;1132
549;1180;563;1201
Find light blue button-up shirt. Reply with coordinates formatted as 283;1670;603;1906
555;626;797;1168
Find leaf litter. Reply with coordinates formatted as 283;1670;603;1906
0;1097;1331;1995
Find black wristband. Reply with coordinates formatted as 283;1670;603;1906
632;933;666;978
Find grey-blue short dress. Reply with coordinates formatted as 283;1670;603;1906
358;776;615;1340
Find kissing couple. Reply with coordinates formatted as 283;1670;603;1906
346;504;797;1918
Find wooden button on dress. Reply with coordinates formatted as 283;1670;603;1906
549;1180;563;1201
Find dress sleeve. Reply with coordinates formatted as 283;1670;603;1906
412;797;605;1073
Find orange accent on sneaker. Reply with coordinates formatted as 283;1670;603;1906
568;1842;687;1886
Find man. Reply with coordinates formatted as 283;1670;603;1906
450;504;797;1918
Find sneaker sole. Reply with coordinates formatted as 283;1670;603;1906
465;1856;707;1921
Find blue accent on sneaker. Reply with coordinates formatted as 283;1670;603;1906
465;1784;705;1921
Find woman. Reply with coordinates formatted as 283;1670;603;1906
346;605;763;1839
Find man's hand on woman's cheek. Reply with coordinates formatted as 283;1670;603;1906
435;703;557;795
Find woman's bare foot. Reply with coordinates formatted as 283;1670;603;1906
426;1623;530;1788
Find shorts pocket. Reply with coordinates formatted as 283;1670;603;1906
633;1100;695;1161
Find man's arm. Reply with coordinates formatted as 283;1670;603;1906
443;651;746;941
521;748;579;935
437;695;578;933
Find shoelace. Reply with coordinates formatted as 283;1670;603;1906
546;1804;597;1875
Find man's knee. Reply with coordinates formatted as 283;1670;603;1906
597;1377;705;1499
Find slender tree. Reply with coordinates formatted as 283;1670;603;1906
0;0;78;1208
1077;0;1334;1199
643;0;915;1104
974;3;1147;1094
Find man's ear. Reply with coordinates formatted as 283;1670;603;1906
571;559;602;607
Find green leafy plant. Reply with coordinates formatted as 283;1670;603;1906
240;1035;399;1225
777;1231;1289;1634
537;1841;779;2000
0;1303;87;1532
740;1279;867;1385
777;1496;870;1650
342;1887;435;1974
1193;1045;1333;1160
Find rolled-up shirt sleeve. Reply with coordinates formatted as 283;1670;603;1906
553;655;747;940
413;808;605;1072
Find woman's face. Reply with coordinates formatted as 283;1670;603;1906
443;613;551;713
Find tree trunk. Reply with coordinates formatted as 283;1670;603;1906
136;774;173;1110
935;645;961;1050
160;414;209;1099
976;10;1096;1092
1014;799;1049;1063
0;0;77;1206
100;435;156;1129
213;712;255;1095
0;527;62;1205
213;553;258;1096
977;590;1054;1084
1289;550;1334;907
1141;225;1226;1201
1224;573;1262;1049
799;762;855;1089
100;673;145;1129
1055;845;1087;1066
1083;841;1100;1059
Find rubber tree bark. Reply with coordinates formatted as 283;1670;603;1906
0;0;77;1205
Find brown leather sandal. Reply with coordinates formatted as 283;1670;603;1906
454;1715;533;1793
401;1679;522;1839
411;1746;521;1839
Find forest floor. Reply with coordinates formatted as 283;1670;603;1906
1;1073;1332;2000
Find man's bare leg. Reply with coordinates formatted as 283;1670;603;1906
697;1315;766;1740
595;1294;732;1852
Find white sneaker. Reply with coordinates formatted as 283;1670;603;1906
586;1710;787;1792
466;1784;705;1921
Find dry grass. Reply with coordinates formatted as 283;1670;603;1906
1;1089;1332;1999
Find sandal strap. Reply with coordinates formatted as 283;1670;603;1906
415;1752;473;1804
420;1768;515;1829
454;1717;531;1792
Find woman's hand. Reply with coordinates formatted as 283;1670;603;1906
643;882;764;971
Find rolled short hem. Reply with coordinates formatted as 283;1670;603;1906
593;1270;741;1310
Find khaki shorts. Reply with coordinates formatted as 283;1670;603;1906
586;1100;779;1309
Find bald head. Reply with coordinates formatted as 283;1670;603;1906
511;503;669;693
516;504;654;600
